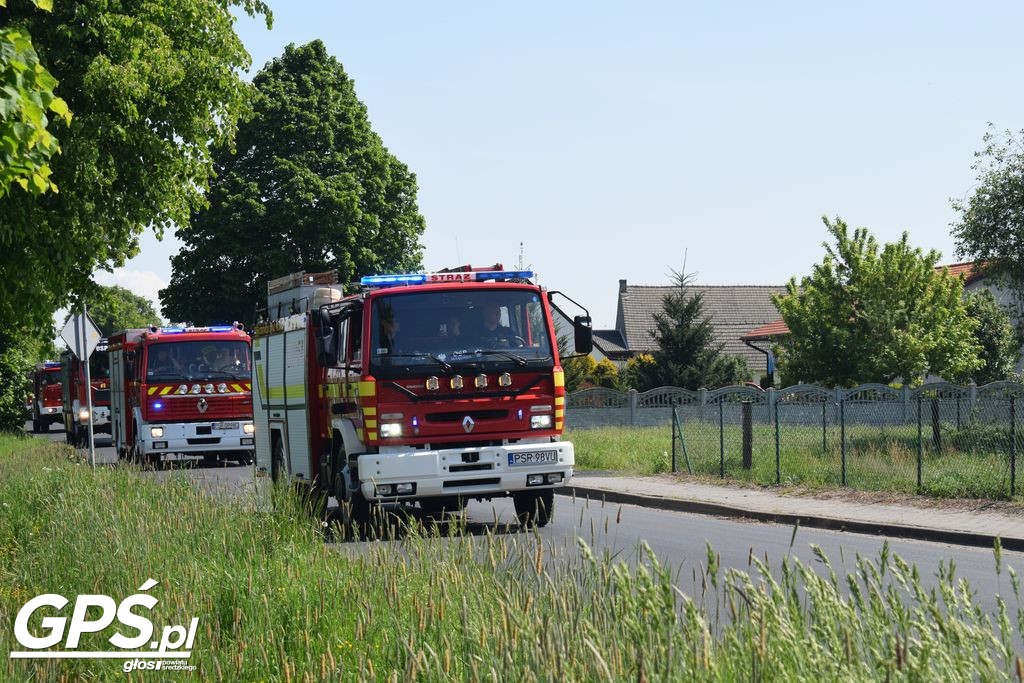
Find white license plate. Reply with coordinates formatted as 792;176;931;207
508;450;558;466
213;422;238;430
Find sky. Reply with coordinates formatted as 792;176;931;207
102;0;1024;329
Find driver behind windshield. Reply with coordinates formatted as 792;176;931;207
470;304;516;347
148;348;181;378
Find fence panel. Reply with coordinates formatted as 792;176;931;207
776;386;841;487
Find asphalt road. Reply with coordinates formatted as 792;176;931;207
32;424;1024;620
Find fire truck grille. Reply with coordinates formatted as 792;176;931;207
148;396;252;422
426;410;508;424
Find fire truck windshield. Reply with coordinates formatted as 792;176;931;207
370;289;554;374
89;350;110;379
145;340;251;382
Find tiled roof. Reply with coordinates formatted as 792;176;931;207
593;329;628;355
741;319;791;341
616;284;787;370
939;261;985;284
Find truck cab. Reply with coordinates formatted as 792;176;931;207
253;267;592;528
60;338;112;447
109;325;255;466
31;362;63;433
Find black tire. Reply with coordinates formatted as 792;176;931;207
31;416;40;433
419;496;464;517
513;489;554;528
271;435;286;484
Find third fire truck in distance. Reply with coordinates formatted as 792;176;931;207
60;338;111;447
108;325;255;467
30;362;62;433
252;267;593;528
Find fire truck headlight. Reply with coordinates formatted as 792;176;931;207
498;373;513;387
425;376;440;391
47;407;55;414
218;383;228;393
530;415;553;430
150;426;165;438
380;423;403;438
78;408;90;422
395;482;416;495
243;423;255;434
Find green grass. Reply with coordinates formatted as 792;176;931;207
1;434;1023;681
569;423;1022;501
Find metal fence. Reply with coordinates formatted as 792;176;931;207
567;382;1022;499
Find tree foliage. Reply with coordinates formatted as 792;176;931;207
0;0;70;197
959;289;1018;385
89;285;162;336
161;41;426;325
774;217;982;386
0;0;270;338
630;271;749;391
952;125;1024;329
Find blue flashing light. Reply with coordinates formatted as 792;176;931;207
159;327;185;334
479;270;534;281
153;402;163;410
412;416;418;427
208;326;234;332
43;362;62;369
361;273;427;286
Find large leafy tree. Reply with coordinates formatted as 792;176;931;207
774;217;982;386
630;271;749;391
89;285;162;336
0;0;270;338
162;41;426;326
0;0;70;197
952;126;1024;328
959;289;1019;385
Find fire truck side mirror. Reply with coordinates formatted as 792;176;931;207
573;315;593;355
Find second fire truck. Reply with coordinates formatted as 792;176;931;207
108;325;255;466
252;267;593;528
60;337;111;447
30;362;63;433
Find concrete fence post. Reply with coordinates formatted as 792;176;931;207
628;389;638;427
901;385;910;422
698;388;707;422
766;387;776;425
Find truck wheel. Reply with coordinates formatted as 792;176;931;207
513;489;554;529
271;436;286;484
420;496;464;518
31;416;40;433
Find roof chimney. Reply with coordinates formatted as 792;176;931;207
619;279;627;293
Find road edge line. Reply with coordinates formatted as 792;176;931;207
557;485;1024;552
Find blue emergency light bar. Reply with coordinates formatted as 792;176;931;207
43;362;62;368
361;270;535;288
154;325;239;334
159;327;185;334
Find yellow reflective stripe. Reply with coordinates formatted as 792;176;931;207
554;409;564;418
267;384;303;400
231;383;243;393
160;386;173;395
357;380;376;397
554;396;565;407
147;387;158;396
555;421;563;430
367;431;377;440
245;383;251;391
364;419;377;429
553;370;564;388
362;406;376;416
256;366;266;399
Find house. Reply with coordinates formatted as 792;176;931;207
740;261;1024;377
553;279;788;376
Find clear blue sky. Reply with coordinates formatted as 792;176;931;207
113;0;1024;328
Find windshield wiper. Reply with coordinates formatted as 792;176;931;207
385;353;453;372
469;350;547;366
201;369;245;380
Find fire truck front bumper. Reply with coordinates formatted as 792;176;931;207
78;405;110;428
357;442;575;501
140;421;256;455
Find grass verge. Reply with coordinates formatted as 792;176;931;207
1;433;1022;681
569;425;1023;501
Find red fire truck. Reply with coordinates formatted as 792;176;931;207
108;325;255;466
60;338;111;447
30;362;63;433
253;267;592;528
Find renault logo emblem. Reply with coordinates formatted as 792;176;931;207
197;398;208;414
462;415;474;433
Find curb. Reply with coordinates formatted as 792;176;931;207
557;485;1024;553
